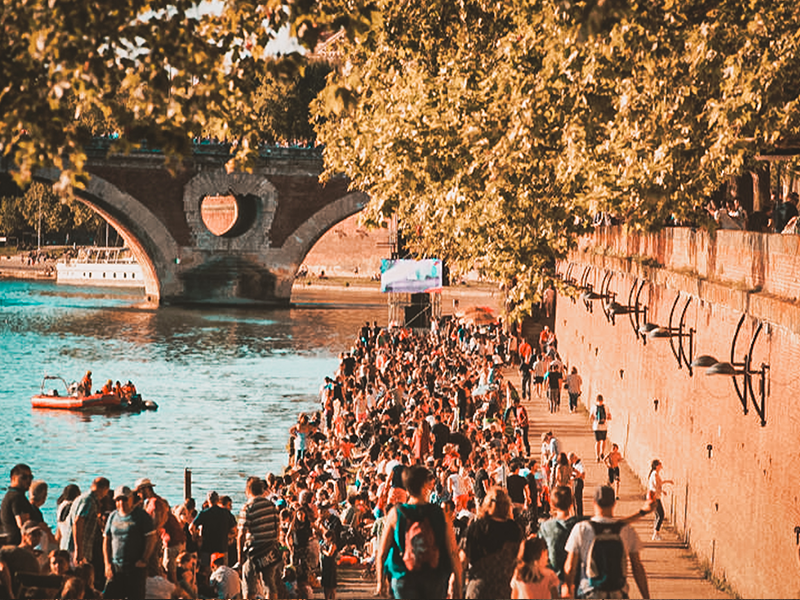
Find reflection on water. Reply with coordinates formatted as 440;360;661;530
0;280;386;524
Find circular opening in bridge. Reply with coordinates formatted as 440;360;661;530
200;193;257;237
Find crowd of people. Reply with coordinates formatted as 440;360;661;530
1;316;668;599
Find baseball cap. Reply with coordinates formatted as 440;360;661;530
114;485;133;501
594;485;616;508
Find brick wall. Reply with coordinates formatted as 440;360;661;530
562;227;800;598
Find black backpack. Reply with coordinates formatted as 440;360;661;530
587;520;627;592
596;404;607;425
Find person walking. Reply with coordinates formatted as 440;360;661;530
538;485;581;591
460;486;523;599
604;444;623;500
563;486;650;599
647;460;673;541
103;485;157;600
543;363;563;413
518;340;533;400
509;536;560;599
552;453;572;491
569;453;586;518
591;394;611;461
374;465;462;599
532;354;547;398
565;366;583;414
513;396;531;456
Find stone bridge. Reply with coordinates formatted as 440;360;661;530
30;141;368;306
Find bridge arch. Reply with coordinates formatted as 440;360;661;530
35;168;180;305
272;191;370;297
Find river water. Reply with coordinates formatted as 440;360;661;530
0;280;386;525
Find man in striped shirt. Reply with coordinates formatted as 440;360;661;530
237;476;280;599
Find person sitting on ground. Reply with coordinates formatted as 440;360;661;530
58;575;86;599
0;521;42;593
48;549;71;577
175;551;199;599
209;551;241;599
0;557;13;600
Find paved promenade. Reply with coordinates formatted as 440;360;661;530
319;367;734;599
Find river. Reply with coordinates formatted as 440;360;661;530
0;279;387;525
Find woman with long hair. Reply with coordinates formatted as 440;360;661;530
552;453;572;490
55;483;81;548
510;536;560;599
647;459;674;541
460;486;523;599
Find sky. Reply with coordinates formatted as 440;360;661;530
197;0;305;55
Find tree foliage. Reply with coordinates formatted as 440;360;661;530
4;0;800;317
0;0;371;190
311;0;800;315
0;182;105;244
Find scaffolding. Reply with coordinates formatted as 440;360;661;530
382;215;441;329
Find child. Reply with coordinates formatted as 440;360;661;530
604;443;623;499
282;565;298;598
320;528;338;600
510;536;560;599
209;552;242;599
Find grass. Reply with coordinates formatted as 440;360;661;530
687;551;740;599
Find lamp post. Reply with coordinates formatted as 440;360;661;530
646;294;695;375
690;314;770;427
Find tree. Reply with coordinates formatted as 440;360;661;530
5;1;800;317
0;182;105;245
311;0;800;316
0;0;373;191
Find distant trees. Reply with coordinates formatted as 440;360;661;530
0;183;106;247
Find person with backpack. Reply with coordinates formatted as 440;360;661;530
460;487;523;599
564;486;650;599
537;485;582;595
591;395;611;462
374;465;462;599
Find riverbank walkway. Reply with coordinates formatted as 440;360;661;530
320;367;735;599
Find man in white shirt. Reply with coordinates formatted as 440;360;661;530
564;486;650;599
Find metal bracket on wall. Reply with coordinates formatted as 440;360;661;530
647;294;695;375
691;313;770;427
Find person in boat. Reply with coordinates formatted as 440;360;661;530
79;371;92;397
101;380;113;395
113;381;123;397
121;381;137;401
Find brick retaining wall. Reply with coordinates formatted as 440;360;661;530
561;227;800;598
